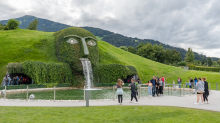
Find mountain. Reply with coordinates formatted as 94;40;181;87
0;15;219;61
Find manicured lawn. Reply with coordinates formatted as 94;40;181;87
98;41;220;90
0;29;59;79
0;106;219;123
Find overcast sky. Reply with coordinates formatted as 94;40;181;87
1;0;220;58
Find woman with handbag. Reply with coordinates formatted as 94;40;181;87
115;79;124;105
195;78;204;105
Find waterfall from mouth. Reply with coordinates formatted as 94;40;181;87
80;58;94;89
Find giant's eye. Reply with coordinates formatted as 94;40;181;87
87;40;96;46
67;38;78;44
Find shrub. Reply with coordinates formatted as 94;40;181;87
177;61;187;66
93;64;137;83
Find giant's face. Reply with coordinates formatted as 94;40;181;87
55;27;99;72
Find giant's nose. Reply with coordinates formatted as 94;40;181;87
81;38;89;55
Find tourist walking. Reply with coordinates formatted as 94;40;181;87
2;75;8;86
203;77;209;104
20;76;23;85
195;78;204;105
7;75;11;86
189;77;194;88
156;79;159;96
129;78;138;103
16;76;19;85
147;81;152;98
12;77;16;85
194;77;198;86
115;79;124;105
159;78;163;96
161;76;165;88
177;77;182;88
151;76;156;97
135;80;139;96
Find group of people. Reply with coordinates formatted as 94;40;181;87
115;76;166;105
194;77;209;104
146;76;165;97
115;78;139;105
2;75;30;86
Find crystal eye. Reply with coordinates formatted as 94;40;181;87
67;38;78;44
87;40;96;46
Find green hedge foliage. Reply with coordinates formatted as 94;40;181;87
54;27;99;72
93;64;137;83
8;61;74;85
187;64;220;72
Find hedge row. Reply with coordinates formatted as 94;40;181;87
187;64;220;72
8;61;75;85
93;64;137;83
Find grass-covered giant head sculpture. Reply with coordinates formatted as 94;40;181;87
54;27;99;72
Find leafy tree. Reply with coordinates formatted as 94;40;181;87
137;43;156;61
217;59;220;65
170;49;182;65
119;46;128;51
202;57;206;65
207;57;213;66
184;48;195;63
194;60;202;66
164;49;171;64
136;42;145;50
27;18;39;30
6;19;19;30
153;44;165;63
128;46;136;54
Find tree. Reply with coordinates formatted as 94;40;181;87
137;43;156;61
207;57;213;66
170;49;182;65
184;48;195;63
194;60;202;66
136;42;145;50
217;59;220;65
202;57;206;65
27;18;39;30
128;46;136;54
6;19;19;30
119;46;128;51
153;44;165;63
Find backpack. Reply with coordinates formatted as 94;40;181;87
130;83;137;90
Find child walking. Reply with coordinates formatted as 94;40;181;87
129;78;138;104
115;79;124;105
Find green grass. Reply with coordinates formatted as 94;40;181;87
98;41;220;89
1;29;220;89
0;106;219;123
0;29;59;79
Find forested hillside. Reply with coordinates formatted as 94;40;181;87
0;15;219;61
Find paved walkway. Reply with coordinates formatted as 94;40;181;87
0;90;219;112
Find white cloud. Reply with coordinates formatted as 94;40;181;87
0;0;220;57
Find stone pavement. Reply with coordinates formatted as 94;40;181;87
0;90;219;112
